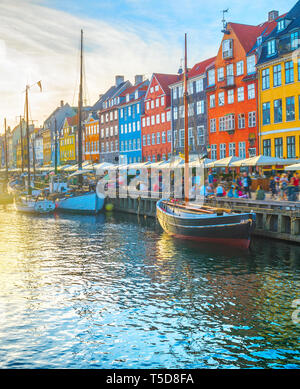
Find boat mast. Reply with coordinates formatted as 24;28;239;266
54;118;58;175
184;33;189;204
78;29;83;174
18;115;24;173
25;85;31;193
4;118;8;186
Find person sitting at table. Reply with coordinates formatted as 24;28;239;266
216;183;226;197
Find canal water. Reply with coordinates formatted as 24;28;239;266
0;205;299;369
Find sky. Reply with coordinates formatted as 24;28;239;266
0;0;296;134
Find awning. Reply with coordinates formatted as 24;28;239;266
285;163;300;171
230;155;294;167
206;156;243;168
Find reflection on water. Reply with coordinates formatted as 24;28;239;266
0;205;299;368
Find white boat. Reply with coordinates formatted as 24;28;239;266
14;195;55;214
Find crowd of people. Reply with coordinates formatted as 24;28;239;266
201;171;300;202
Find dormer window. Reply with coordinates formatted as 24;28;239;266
278;19;285;32
126;94;130;102
267;39;276;56
135;90;139;99
291;31;300;50
257;36;262;46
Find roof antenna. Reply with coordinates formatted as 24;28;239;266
222;9;230;34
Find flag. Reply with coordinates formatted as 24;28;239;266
37;80;42;92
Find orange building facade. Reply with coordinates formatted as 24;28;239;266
83;113;100;163
207;20;276;161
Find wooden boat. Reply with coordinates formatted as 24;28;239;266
156;35;256;249
50;31;105;214
54;191;104;214
14;195;55;214
157;200;256;249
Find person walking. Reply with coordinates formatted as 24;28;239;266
291;173;299;201
279;173;289;200
269;176;277;199
242;172;252;199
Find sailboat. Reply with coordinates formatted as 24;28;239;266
156;35;256;249
14;83;55;214
54;30;105;214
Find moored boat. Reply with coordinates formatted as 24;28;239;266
14;195;55;214
157;200;256;249
54;191;104;214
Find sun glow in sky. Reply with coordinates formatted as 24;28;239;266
0;0;295;133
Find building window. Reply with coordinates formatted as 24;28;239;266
196;100;205;114
179;129;185;148
166;111;171;121
173;88;177;100
291;31;299;50
188;128;194;148
248;111;256;128
156;132;160;145
274;99;282;123
147;134;150;146
267;39;276;56
211;144;217;160
262;102;271;125
161;112;165;123
278;19;285;32
236;61;244;76
156;114;160;124
195;79;204;92
262;68;270;90
208;69;215;86
197;126;205;146
218;92;225;106
188;82;193;95
179;106;184;118
225;114;235;131
156;98;159;108
210;118;216;133
161;96;165;106
142;135;146;146
220;143;226;158
239;142;246;158
285;61;294;84
222;39;233;59
248;84;255;100
229;142;236;157
275;137;283;158
263;139;271;156
219;117;225;132
152;133;155;145
228;89;234;104
287;136;296;158
162;131;166;144
188;103;194;116
273;64;282;87
286;96;295;121
238;114;245;129
167;130;172;143
173;107;178;120
210;94;215;108
217;67;224;81
247;55;256;74
237;87;244;102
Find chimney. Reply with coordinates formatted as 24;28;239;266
60;100;64;107
134;75;143;85
268;10;279;22
115;75;124;87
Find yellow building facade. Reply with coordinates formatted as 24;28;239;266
258;55;300;159
60;116;77;164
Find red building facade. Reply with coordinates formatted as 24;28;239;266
207;20;276;161
141;73;178;162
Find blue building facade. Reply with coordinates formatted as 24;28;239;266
118;79;149;164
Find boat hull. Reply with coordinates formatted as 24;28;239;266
14;198;55;214
55;192;104;214
156;200;256;249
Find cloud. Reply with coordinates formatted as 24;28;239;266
0;0;183;130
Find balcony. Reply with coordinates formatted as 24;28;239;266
219;75;235;89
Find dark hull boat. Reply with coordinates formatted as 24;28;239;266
157;200;256;249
